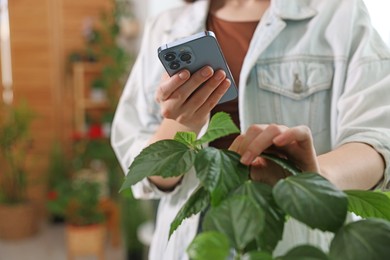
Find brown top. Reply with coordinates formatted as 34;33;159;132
207;13;258;149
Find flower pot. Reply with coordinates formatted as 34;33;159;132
0;202;38;240
66;223;106;260
90;88;107;102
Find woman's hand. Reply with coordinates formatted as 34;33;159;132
229;124;320;185
155;66;231;133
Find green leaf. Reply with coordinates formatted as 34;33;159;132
235;181;285;252
261;153;302;176
276;245;329;260
203;196;265;251
273;173;348;232
120;140;196;191
174;131;197;148
345;190;390;221
187;231;231;260
195;112;240;145
195;148;248;206
242;251;274;260
329;219;390;260
169;186;210;237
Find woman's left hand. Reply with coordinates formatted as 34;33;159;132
229;124;320;185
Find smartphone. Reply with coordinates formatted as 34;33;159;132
157;31;238;104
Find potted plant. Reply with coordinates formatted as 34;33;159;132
90;78;108;102
121;112;390;260
0;102;38;240
64;179;106;259
46;142;71;223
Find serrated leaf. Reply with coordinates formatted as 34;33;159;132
345;190;390;221
261;153;302;176
187;231;230;260
276;245;329;260
195;112;240;145
329;219;390;260
195;148;248;206
174;131;197;148
169;186;210;237
273;173;348;232
120;140;196;191
203;196;265;251
235;181;285;252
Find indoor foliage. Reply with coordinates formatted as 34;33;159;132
121;112;390;260
0;102;35;204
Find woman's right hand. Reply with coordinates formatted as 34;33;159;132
155;66;231;133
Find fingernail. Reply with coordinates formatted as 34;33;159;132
273;135;285;146
241;151;253;165
215;70;226;80
201;67;213;77
179;71;189;80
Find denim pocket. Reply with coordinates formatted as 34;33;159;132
254;59;334;135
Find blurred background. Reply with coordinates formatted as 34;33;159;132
0;0;388;260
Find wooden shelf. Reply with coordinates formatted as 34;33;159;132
82;99;110;110
72;62;109;132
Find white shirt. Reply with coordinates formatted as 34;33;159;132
111;0;390;259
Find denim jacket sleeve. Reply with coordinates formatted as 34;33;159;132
110;16;182;199
335;0;390;190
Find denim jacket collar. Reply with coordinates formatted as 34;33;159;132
166;0;317;39
273;0;317;20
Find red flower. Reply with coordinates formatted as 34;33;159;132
88;124;104;139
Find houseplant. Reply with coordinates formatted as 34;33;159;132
0;102;38;240
46;142;71;223
121;112;390;260
69;0;135;111
63;179;106;259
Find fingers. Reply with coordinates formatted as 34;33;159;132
156;66;216;104
237;124;318;174
155;70;190;103
240;124;288;165
229;134;244;152
156;66;231;131
187;72;230;113
273;125;313;148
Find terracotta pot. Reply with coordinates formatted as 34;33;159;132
66;223;106;260
0;202;38;240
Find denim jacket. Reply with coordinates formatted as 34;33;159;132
111;0;390;259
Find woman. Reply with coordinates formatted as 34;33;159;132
111;0;390;259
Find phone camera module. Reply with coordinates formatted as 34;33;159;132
180;52;192;62
164;52;176;62
169;61;181;70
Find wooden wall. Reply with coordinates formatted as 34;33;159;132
4;0;112;218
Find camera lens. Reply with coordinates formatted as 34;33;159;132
180;52;191;62
164;52;176;62
169;61;180;70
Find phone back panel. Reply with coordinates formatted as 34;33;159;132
158;31;238;104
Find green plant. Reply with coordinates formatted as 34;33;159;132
46;141;109;225
45;144;71;220
91;78;107;90
0;102;35;204
46;143;105;225
82;0;134;108
121;112;390;260
48;180;105;226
